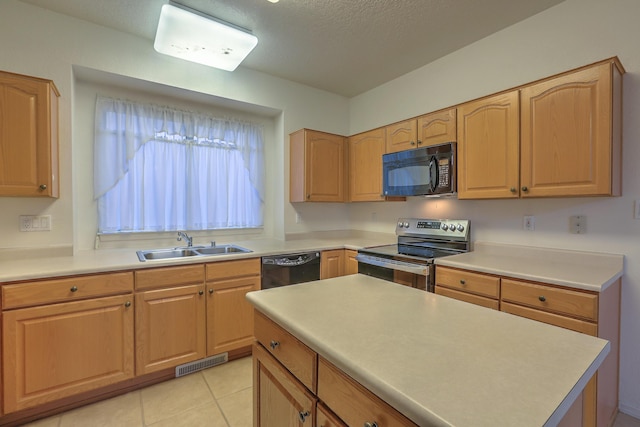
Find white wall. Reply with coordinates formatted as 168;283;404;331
0;0;351;252
348;0;640;416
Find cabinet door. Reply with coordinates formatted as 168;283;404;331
135;284;206;375
520;61;621;197
253;343;316;427
318;402;347;427
457;91;520;199
2;295;134;413
417;109;456;147
206;275;259;356
344;249;359;276
321;250;345;279
0;71;59;197
348;128;385;202
385;119;417;153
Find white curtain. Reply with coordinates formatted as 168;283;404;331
94;96;264;233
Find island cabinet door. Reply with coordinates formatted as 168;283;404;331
317;402;347;427
253;343;316;427
2;295;134;413
317;358;419;427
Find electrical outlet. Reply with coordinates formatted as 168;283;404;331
570;215;586;234
523;215;535;231
295;213;301;224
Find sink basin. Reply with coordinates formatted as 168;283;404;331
137;244;252;262
194;245;251;255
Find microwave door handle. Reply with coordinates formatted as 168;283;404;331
429;156;438;193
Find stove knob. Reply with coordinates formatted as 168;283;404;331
397;221;403;228
457;224;465;232
450;226;457;232
441;223;449;231
403;222;410;228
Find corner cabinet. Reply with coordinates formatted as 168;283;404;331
0;70;59;198
1;272;134;413
290;129;346;202
458;58;623;200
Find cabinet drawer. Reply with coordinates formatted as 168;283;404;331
436;286;499;310
317;402;347;427
436;267;500;298
501;279;598;321
205;258;260;281
254;311;317;392
135;264;204;290
2;272;133;309
318;357;418;427
501;302;597;336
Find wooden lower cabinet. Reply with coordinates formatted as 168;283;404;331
344;249;358;275
135;284;206;375
253;312;418;427
2;294;134;412
205;258;260;356
321;250;345;279
435;266;500;310
253;343;316;427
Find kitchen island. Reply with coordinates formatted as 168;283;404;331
247;274;610;427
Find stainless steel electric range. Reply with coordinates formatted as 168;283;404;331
356;218;470;292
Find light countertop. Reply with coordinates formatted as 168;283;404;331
435;241;624;292
0;235;395;283
247;275;609;427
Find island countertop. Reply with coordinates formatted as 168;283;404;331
247;275;609;427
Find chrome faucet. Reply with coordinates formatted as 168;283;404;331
177;231;193;247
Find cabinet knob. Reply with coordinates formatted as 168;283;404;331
70;286;78;292
124;301;131;308
510;187;517;193
364;422;379;427
209;288;214;294
417;140;422;146
410;141;416;145
39;184;48;191
522;186;529;192
460;279;466;285
298;410;310;423
538;295;546;302
269;340;280;350
306;194;310;199
198;290;204;296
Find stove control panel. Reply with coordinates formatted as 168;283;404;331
396;218;470;239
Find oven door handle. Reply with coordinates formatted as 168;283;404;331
355;254;428;276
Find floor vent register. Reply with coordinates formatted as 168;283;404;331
175;352;229;377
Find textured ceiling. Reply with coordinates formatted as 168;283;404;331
19;0;565;97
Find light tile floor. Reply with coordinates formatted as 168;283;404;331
23;356;253;427
19;354;640;427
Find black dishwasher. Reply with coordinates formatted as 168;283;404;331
261;252;321;289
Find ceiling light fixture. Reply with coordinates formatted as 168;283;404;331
154;2;258;72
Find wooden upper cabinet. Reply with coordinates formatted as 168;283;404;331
348;128;385;202
385;119;417;153
416;108;456;147
457;91;520;199
0;70;59;197
290;129;346;202
520;59;623;197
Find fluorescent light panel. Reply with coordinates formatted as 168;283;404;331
154;3;258;71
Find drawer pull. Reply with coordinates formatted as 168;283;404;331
298;410;310;423
364;422;379;427
460;279;466;285
269;340;280;350
538;295;546;302
70;286;78;292
124;301;131;308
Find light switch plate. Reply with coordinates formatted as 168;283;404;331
523;215;535;231
19;215;52;232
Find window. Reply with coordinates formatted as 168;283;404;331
94;96;264;233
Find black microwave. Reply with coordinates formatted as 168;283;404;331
382;142;456;197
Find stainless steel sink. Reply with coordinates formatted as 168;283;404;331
137;244;252;262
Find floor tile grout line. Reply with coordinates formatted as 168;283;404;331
202;371;232;427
